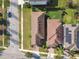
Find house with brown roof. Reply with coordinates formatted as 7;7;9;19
47;19;63;48
31;12;46;50
31;12;64;50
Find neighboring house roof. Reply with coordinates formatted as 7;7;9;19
29;0;48;5
63;24;79;50
47;19;62;47
31;12;45;45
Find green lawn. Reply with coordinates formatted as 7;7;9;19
23;6;31;49
39;47;47;52
0;36;3;46
4;36;10;47
19;5;21;48
0;36;10;47
4;0;10;19
0;0;10;7
47;10;62;19
0;48;5;51
0;0;2;7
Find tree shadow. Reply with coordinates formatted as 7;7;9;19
8;28;18;35
56;24;64;45
0;18;10;26
0;18;10;36
35;14;48;48
11;12;18;20
10;38;18;45
0;29;11;36
47;8;64;12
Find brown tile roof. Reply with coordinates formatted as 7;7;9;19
47;19;61;47
31;12;45;45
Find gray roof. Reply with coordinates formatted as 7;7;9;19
30;0;47;1
30;0;48;5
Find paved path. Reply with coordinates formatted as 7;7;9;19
0;0;26;59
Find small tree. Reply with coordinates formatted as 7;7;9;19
58;0;68;8
68;0;78;8
24;2;31;8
